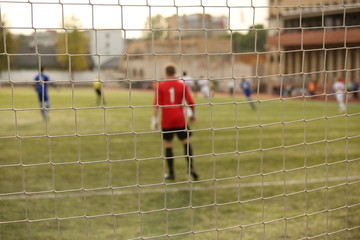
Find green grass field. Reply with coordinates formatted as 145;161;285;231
0;85;359;240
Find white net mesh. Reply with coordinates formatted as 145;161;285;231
0;0;359;239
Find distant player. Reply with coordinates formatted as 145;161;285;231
352;80;359;99
333;77;346;112
93;77;106;105
183;71;194;93
240;78;256;110
308;79;317;96
209;80;216;99
34;67;51;121
228;80;235;96
183;71;194;118
198;76;210;101
152;65;199;181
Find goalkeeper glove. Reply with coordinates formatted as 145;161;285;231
151;116;159;130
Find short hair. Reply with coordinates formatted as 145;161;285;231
165;65;176;76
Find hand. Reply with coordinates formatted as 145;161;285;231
190;116;196;124
151;116;159;130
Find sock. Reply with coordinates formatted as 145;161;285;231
184;143;194;170
165;147;174;175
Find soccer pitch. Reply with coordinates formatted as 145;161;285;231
0;86;359;240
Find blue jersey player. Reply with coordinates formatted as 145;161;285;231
240;78;256;110
34;67;51;120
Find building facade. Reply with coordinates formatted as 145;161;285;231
166;14;228;39
267;0;360;92
88;29;124;69
122;37;256;91
121;13;264;91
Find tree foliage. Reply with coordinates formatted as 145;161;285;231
56;15;89;71
231;24;267;53
143;14;168;40
0;18;18;71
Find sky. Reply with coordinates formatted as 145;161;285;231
0;0;269;38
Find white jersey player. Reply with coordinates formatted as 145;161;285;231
198;77;210;101
333;77;346;112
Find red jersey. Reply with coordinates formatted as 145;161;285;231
153;78;195;129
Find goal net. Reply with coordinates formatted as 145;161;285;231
0;0;359;239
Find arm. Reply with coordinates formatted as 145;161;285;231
185;85;196;123
153;106;159;118
49;82;57;89
151;106;160;130
152;89;160;130
45;75;57;89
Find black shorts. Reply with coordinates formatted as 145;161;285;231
162;127;192;141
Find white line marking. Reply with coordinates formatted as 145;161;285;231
1;176;359;201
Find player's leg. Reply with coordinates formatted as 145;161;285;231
178;129;199;181
204;87;210;101
246;93;256;110
163;130;175;180
100;90;106;105
43;92;50;120
95;89;101;105
248;97;256;110
164;141;175;180
336;93;346;112
201;87;207;100
37;92;47;121
183;139;199;181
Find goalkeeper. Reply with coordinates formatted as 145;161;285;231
152;65;199;181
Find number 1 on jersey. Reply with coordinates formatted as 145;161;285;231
169;87;175;103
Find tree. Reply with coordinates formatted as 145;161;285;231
143;14;168;40
231;24;267;53
0;17;18;72
56;15;89;71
